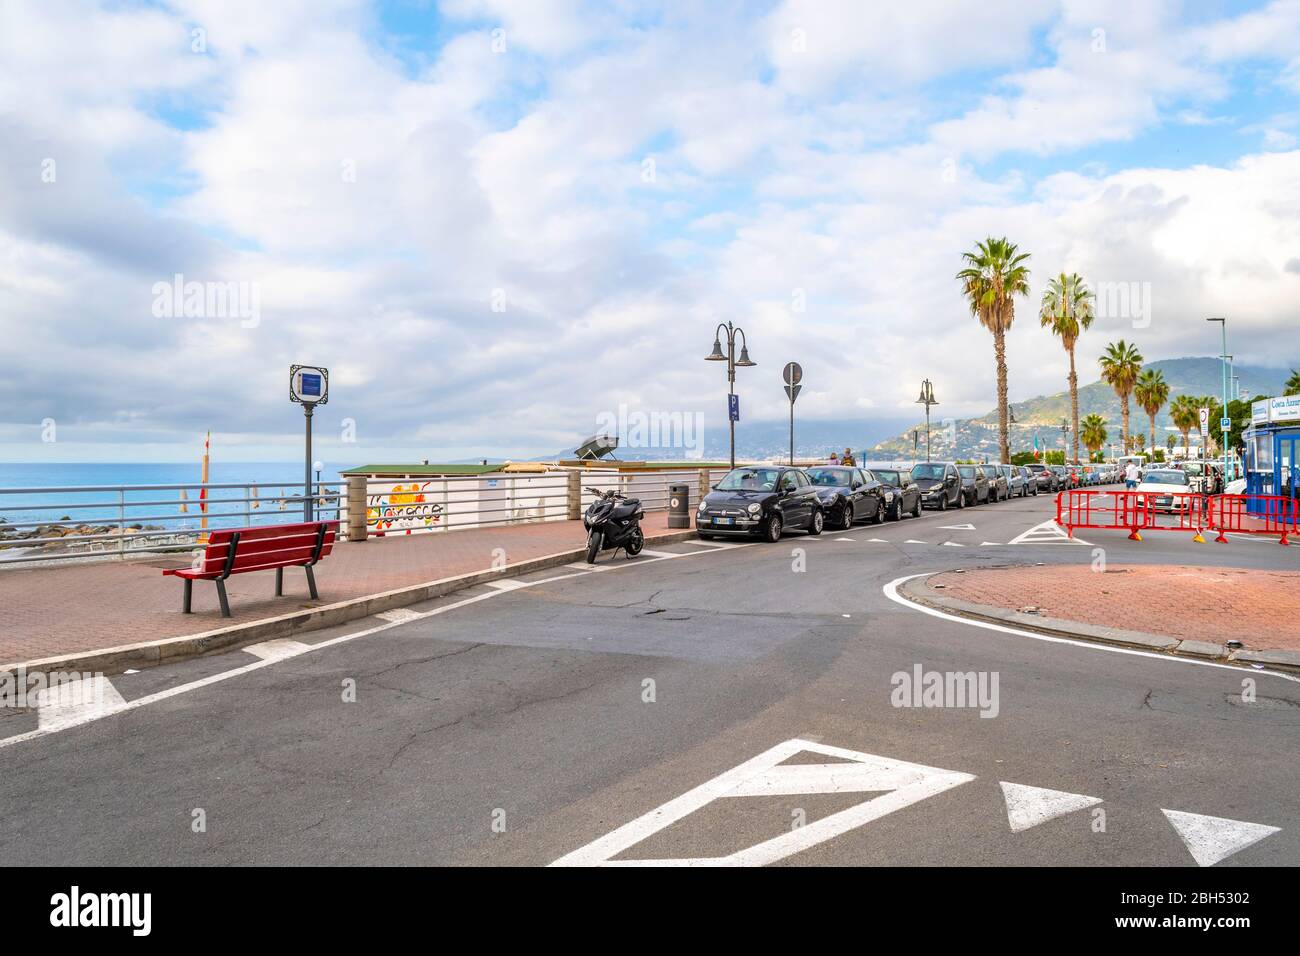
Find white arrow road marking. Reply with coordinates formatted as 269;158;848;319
980;541;1003;546
550;738;974;867
243;638;312;662
903;539;927;544
867;538;889;543
1008;519;1091;546
834;537;855;542
35;676;126;731
938;523;976;531
941;541;964;547
1162;809;1281;867
1000;782;1102;832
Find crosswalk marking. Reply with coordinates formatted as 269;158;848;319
243;638;312;662
1162;809;1281;867
1000;782;1102;832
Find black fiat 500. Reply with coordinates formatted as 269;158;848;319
696;466;824;542
872;468;922;520
804;465;886;530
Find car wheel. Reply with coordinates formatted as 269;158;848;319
938;493;947;511
956;490;965;508
808;508;824;536
888;498;901;521
763;513;783;542
911;497;921;518
839;499;855;530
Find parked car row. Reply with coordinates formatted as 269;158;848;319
695;458;1125;540
696;464;932;540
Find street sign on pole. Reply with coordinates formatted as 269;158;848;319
1220;417;1232;430
784;363;803;465
1199;407;1209;431
728;394;740;422
290;364;329;521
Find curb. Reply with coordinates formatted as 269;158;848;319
899;573;1300;674
2;527;702;677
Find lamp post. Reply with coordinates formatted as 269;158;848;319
1060;417;1069;464
916;379;938;462
705;321;756;469
1208;317;1228;485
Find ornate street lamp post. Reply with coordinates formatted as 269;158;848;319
705;321;756;469
916;379;938;462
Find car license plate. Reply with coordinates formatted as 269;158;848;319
1157;497;1171;505
713;516;734;525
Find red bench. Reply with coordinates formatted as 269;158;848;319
163;521;338;617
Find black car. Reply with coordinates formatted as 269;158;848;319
805;466;887;529
979;464;1008;502
872;468;922;520
696;466;824;541
910;462;963;510
957;464;990;505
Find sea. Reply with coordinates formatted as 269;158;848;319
0;462;345;529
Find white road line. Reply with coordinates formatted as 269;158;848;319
867;538;889;543
941;541;964;547
636;548;681;559
0;541;756;751
980;541;1003;547
834;537;855;542
938;523;976;531
564;561;605;571
1000;782;1102;832
903;539;927;544
484;578;531;590
686;539;742;548
243;639;313;661
549;738;974;867
36;676;125;732
884;573;1300;685
1162;809;1281;866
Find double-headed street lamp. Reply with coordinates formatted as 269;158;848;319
705;321;756;468
1060;417;1070;462
916;379;938;462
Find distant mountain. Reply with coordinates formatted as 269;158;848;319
870;357;1292;460
553;416;918;462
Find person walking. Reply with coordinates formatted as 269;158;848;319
1124;460;1140;490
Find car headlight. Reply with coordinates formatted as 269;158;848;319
697;501;708;512
747;502;761;514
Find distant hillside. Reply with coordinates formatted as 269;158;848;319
870;357;1292;460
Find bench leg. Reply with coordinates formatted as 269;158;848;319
182;578;192;614
305;565;319;600
275;567;284;596
215;579;232;618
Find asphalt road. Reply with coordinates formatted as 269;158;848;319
2;491;1297;866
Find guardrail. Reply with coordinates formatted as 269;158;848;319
0;468;731;566
1056;489;1295;544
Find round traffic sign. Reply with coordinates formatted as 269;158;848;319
783;362;803;386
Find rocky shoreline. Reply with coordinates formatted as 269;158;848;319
0;516;175;554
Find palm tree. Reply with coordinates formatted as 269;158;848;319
957;237;1032;463
1079;413;1107;461
1039;272;1094;464
1286;370;1300;395
1170;395;1199;460
1099;340;1143;453
1134;368;1169;458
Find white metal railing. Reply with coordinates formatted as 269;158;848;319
0;468;728;566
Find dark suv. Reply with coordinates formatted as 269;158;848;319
910;462;963;510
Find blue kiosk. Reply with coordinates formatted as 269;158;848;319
1242;395;1300;509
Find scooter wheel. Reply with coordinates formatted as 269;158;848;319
625;527;644;557
585;530;602;564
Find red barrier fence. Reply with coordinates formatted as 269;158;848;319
1207;494;1297;545
1056;489;1207;540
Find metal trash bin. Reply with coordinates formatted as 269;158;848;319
667;483;690;529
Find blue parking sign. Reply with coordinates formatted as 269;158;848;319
728;394;740;422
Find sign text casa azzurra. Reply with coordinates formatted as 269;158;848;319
1255;395;1300;424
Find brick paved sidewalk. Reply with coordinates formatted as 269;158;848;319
0;513;677;665
929;564;1300;652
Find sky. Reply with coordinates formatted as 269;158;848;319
1;0;1299;463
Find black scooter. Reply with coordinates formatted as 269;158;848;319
583;487;645;564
